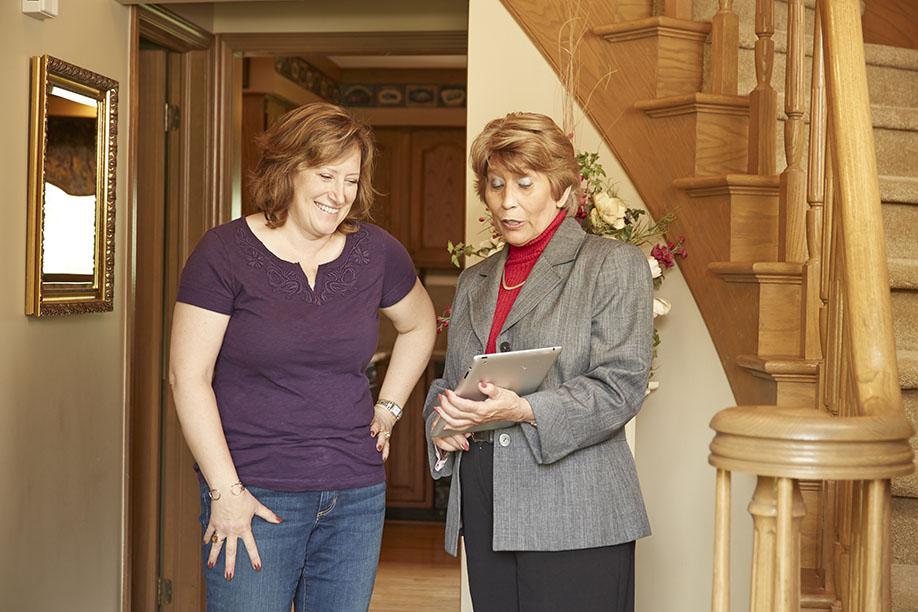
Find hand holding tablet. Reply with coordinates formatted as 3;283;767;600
430;346;562;437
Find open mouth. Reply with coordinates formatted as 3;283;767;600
314;202;340;215
501;219;524;229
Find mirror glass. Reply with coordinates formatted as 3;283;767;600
27;55;118;316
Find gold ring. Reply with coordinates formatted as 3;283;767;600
211;534;219;543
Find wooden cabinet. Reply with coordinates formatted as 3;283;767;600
240;93;296;217
373;358;450;511
379;360;436;508
373;127;466;269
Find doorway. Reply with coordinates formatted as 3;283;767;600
128;8;468;611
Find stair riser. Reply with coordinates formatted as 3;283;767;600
892;389;918;499
875;127;918;178
892;290;918;350
884;203;918;260
892;493;918;564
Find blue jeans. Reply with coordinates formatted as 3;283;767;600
198;482;386;612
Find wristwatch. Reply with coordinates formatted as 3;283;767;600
375;399;403;422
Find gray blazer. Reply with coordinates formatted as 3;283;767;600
423;218;654;556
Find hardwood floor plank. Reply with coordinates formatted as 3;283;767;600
370;521;461;611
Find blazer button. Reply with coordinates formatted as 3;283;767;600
498;433;511;447
499;341;511;353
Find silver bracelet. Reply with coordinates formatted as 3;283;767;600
208;481;245;500
375;399;403;422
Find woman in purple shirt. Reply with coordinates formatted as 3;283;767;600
169;103;436;612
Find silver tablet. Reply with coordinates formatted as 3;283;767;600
430;345;562;437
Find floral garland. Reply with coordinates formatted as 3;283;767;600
440;150;686;394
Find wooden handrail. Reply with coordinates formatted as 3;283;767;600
820;0;902;419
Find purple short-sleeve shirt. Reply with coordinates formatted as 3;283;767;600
177;217;417;491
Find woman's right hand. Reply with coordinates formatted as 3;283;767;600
431;416;471;452
203;488;283;580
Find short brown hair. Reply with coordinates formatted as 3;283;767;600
249;103;377;232
469;112;580;212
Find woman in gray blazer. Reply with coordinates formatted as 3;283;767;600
424;112;654;612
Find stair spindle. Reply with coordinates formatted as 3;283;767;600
803;6;827;361
781;0;807;262
663;0;692;20
710;0;739;95
748;0;778;175
712;468;731;612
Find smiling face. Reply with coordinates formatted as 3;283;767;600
286;148;361;240
484;164;570;246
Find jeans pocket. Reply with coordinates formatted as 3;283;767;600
198;482;211;531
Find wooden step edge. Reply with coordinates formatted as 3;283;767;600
674;174;779;197
709;261;803;284
634;92;749;118
593;16;711;43
736;354;819;383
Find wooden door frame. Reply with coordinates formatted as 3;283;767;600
125;7;213;612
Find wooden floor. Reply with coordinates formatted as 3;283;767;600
370;521;461;611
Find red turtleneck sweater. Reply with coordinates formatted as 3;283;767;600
485;210;567;354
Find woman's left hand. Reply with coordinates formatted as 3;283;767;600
434;382;534;431
370;405;397;461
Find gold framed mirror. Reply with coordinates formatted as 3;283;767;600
26;55;118;316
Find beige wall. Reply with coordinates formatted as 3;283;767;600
466;1;755;610
0;1;131;610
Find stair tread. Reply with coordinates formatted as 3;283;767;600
881;176;918;204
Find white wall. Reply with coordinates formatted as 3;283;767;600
466;1;754;610
0;1;131;610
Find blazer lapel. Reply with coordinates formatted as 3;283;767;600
500;218;585;334
466;248;505;350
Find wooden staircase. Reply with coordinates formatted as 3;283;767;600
500;0;916;609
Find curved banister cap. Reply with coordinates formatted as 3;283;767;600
709;406;915;480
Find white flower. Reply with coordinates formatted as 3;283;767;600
653;297;671;318
645;380;660;396
593;192;627;229
648;257;662;279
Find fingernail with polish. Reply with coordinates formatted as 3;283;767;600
208;561;214;569
255;563;262;572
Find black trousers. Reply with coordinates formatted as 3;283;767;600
460;440;635;612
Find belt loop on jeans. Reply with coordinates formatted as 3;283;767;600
469;430;493;444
